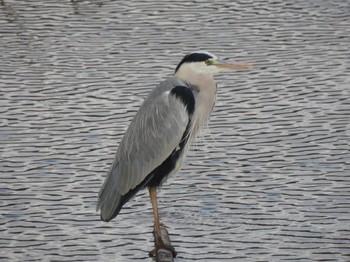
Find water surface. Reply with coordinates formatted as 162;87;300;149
1;0;350;261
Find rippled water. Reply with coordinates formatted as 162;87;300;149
1;0;350;261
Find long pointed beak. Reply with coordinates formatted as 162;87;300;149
216;62;253;70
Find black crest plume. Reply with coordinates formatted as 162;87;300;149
175;52;214;73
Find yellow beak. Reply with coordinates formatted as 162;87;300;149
216;62;253;70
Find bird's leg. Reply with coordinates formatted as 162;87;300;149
149;186;176;257
149;186;161;239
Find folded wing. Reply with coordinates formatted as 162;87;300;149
97;79;192;221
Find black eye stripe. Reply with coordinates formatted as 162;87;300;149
175;53;214;72
182;53;213;63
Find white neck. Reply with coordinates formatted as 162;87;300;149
174;62;217;142
175;63;215;88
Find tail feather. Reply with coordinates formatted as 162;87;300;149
97;163;155;222
97;165;123;221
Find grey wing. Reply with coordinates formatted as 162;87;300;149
97;83;190;221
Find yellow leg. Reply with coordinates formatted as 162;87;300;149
148;186;177;258
149;186;161;238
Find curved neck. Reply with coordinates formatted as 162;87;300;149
174;62;217;142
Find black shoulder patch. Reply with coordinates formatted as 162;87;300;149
170;86;195;115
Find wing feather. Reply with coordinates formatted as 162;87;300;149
97;78;190;221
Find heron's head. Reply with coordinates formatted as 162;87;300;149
175;51;252;76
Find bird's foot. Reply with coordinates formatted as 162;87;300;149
149;222;177;258
149;239;177;258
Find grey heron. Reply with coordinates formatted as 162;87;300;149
96;51;251;255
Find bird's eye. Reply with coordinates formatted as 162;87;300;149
205;59;212;65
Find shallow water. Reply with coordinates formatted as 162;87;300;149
1;0;350;261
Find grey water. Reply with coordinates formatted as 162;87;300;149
1;0;350;261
